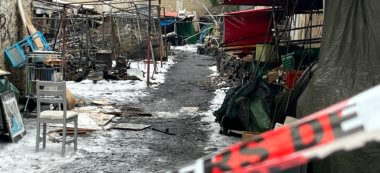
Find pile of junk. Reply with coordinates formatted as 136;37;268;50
204;2;323;135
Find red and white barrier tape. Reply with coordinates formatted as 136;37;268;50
169;85;380;173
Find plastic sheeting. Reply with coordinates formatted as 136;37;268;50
172;83;380;173
223;0;323;11
297;0;380;172
224;8;272;47
177;21;196;44
160;19;176;26
223;0;272;6
214;78;274;133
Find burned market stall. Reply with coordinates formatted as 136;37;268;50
197;0;380;172
208;1;323;134
32;0;166;81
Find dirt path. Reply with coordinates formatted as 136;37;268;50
51;47;238;173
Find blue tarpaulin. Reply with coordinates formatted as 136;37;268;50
199;25;213;43
160;19;176;26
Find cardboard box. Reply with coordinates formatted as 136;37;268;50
242;131;260;141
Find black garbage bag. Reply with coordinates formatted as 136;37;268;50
214;78;275;133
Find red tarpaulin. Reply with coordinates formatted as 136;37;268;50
224;8;272;47
223;0;273;5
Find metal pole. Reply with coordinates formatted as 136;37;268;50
62;5;67;76
147;0;152;86
158;4;163;68
86;11;91;64
152;15;158;74
272;1;280;62
134;3;143;60
79;5;84;70
164;7;168;60
102;12;105;49
52;13;63;51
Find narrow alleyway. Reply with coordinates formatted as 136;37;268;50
57;46;238;173
0;46;238;173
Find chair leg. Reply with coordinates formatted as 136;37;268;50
43;123;47;149
74;117;78;151
62;125;66;157
35;122;40;152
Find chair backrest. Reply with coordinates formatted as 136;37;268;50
36;81;67;109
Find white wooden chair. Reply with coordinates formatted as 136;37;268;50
35;81;78;156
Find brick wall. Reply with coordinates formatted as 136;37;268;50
0;0;32;96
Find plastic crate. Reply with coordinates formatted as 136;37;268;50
4;32;50;68
282;53;295;70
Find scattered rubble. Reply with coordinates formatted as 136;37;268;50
112;123;151;131
152;128;176;136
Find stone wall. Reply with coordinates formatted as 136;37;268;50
0;0;32;96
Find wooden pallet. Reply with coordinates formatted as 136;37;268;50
44;57;62;66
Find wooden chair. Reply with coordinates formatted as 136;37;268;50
35;81;78;156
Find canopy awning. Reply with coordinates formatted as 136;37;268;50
222;0;323;11
223;0;273;6
224;8;272;47
160;11;178;18
160;19;176;26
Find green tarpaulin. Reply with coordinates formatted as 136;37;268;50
214;78;273;133
177;22;196;44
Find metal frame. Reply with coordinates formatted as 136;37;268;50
25;51;63;112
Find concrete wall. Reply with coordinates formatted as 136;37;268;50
0;0;32;96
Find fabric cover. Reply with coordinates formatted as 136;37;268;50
214;78;274;133
297;0;380;172
222;0;322;11
224;8;272;47
177;18;196;44
160;19;176;26
40;111;78;120
223;0;273;6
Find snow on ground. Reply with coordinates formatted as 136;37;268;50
0;53;180;172
172;44;199;53
67;56;176;105
209;66;219;78
199;87;235;150
0;119;78;173
0;118;122;173
0;45;231;172
67;79;147;105
67;45;200;105
200;66;238;151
